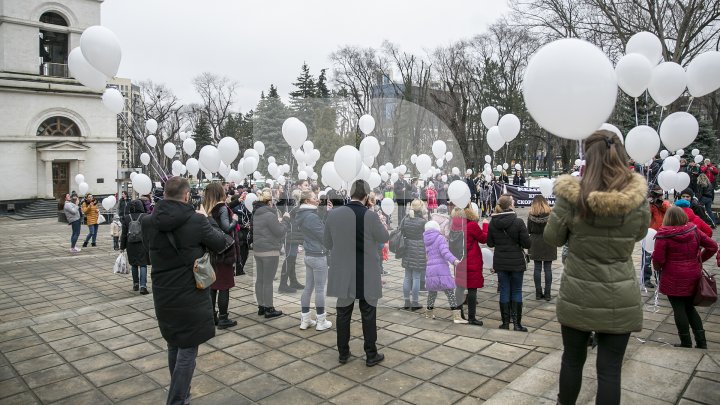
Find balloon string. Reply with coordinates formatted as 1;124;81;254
645;92;649;125
686;97;694;112
634;97;639;127
119;113;167;181
657;107;665;134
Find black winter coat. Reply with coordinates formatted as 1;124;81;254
487;211;531;272
401;213;427;271
286;206;305;246
527;214;557;261
141;199;230;348
120;200;150;267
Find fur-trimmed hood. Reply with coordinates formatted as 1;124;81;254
553;173;647;217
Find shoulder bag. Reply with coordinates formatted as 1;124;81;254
166;232;216;289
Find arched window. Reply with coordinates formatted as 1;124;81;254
40;12;68;26
37;117;81;137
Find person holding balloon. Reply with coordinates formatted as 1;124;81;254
80;193;100;247
63;194;82;252
450;205;489;326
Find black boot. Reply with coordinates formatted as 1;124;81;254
693;329;707;349
544;286;552;301
279;256;292;290
403;300;411;310
264;307;283;318
213;311;218;326
287;256;304;290
217;314;237;329
82;241;88;248
499;302;511;329
257;306;265;316
459;306;466;320
512;302;528;332
535;288;544;300
467;291;482;325
674;332;693;348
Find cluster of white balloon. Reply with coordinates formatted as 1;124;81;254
655;148;705;192
75;174;89;195
408;140;454;182
481;107;521;152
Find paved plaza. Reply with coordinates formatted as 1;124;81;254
0;212;719;404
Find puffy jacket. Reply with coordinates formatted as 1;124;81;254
121;200;149;267
487;211;531;272
544;173;650;333
296;205;326;256
527;214;557;261
81;200;99;225
451;217;489;288
423;229;457;291
653;223;717;297
252;203;290;254
64;201;80;223
700;164;718;184
426;188;438;210
401;213;427;272
676;203;713;237
649;201;670;230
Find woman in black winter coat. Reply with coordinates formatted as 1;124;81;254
527;195;557;301
400;199;428;310
487;195;531;331
229;192;252;275
121;200;150;294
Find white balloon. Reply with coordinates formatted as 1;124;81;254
381;198;395;215
360;136;381;158
599;123;624;144
648;62;687;107
282;164;290;173
78;182;89;195
380;172;389;181
145;119;158;134
502;163;509;170
484;155;492;163
243;156;258;174
186;158;199;176
523;38;617;140
298;170;308;180
182;138;196;156
146;135;157;148
487;126;505;152
432;140;447;159
615;53;653;98
163;143;176;159
643;228;658;253
67;47;106;90
536;178;554;198
302;140;314;152
415;154;432;174
662;156;681;173
675;171;691;191
132;174;152;195
657;170;676;191
140;153;150;166
357;164;372;182
390;172;399;183
217;137;240;165
102;88;124;114
626;31;663;66
496;165;503;172
102;195;116;210
441;175;448;182
482;248;494;269
481;106;499;129
359;114;376;134
452;167;460;176
321;162;344;190
244;193;258;212
436;158;444;168
368;172;382;189
310;149;321;163
625;126;661;164
410;154;418;164
659;112;698;152
268;162;279;178
515;164;521;171
445;152;453;162
130;172;137;181
278;175;286;186
268;156;276;164
691;149;700;156
254;141;266;155
362;154;374;167
171;160;183;173
398;165;407;175
695;155;704;164
676;149;685;157
575;159;582;166
282;117;308;149
199;145;221;173
244;149;260;161
179;132;188;141
75;174;85;185
660;150;669;159
498;114;521;142
686;51;720;97
471;203;480;214
80;26;122;78
218;162;231;179
448;180;471;209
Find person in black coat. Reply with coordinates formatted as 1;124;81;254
527;195;557;301
140;177;232;405
487;195;531;332
400;199;427;310
512;170;526;186
465;172;477;203
229;192;252;275
394;177;412;223
121;199;150;294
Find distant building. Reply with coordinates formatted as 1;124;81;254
0;0;118;203
108;77;143;170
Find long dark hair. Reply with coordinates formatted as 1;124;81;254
578;130;633;219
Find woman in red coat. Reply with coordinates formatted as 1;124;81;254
675;199;712;237
450;205;489;326
653;206;717;349
426;183;438;214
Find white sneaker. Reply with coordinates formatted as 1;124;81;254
71;247;81;253
300;312;317;330
316;313;332;331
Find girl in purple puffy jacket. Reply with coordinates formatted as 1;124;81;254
423;221;466;324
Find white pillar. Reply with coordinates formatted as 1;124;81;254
44;159;54;198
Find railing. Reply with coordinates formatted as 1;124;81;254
40;62;69;78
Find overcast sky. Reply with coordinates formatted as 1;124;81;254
102;0;510;112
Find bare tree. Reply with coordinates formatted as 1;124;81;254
192;72;238;142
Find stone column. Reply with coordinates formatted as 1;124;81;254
43;159;54;198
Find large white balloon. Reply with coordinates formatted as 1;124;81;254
80;26;122;79
360;136;381;158
217;137;239;165
140;153;150;166
410;154;418;164
102;195;116;211
199;145;221;173
523;38;617;140
657;170;676;191
615;53;653;97
78;182;89;195
359;114;376;134
415;154;432;174
381;198;395;215
686;51;720;97
268;156;276;164
659;150;669;159
102;88;124;114
186;158;199;176
452;167;460;176
498;114;521;142
163;143;176;159
132;174;152;195
536;178;554;198
644;228;658;253
675;171;691;191
626;31;663;66
282;117;308;149
625;126;661;164
662;156;681;173
68;47;106;90
432;141;447;159
481;106;499;129
182;138;196;155
648;62;687;107
75;174;85;185
362;154;374;167
254;141;266;155
333;146;363;182
659;112;698;152
218;162;231;178
243;156;258;174
368;172;382;189
146;135;157;148
145;119;158;134
321;162;343;190
487;126;505;152
448;180;471;209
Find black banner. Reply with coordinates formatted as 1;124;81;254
492;183;556;207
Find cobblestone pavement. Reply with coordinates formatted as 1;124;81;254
0;213;719;404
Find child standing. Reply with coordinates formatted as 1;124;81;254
110;218;121;250
423;221;466;323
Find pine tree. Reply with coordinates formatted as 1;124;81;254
267;85;279;99
289;63;318;132
194;115;213;152
238;110;254;151
253;85;290;173
290;63;317;99
316;69;331;98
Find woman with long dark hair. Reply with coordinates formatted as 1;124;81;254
545;130;650;405
527;195;556;301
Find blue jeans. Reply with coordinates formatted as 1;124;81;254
167;345;197;405
70;220;81;248
131;265;147;288
403;268;421;304
83;224;98;245
497;271;524;303
533;261;552;291
700;196;716;226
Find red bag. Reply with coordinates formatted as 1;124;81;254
694;269;717;307
382;243;389;261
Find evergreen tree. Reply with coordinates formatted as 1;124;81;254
267;85;279;99
238;110;254;151
253;84;291;173
289;63;318;132
290;62;317;99
194;115;213;152
316;68;331;98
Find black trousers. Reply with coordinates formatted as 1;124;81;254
667;295;703;335
558;325;630;405
336;299;377;357
211;289;230;315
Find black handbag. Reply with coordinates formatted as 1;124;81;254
388;217;406;258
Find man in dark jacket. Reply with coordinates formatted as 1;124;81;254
465;170;477;203
141;177;231;405
324;180;389;367
393;177;411;222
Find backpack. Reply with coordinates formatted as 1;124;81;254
127;214;144;243
448;228;465;260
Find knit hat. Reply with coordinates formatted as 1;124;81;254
437;204;448;214
425;220;440;231
680;188;694;198
674;199;691;208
